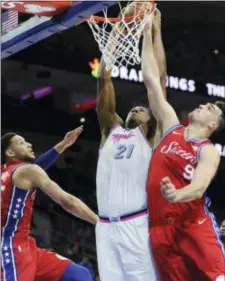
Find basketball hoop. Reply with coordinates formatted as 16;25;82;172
87;1;156;70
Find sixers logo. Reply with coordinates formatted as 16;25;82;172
23;4;56;13
1;1;56;13
161;141;197;164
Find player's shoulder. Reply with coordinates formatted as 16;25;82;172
163;124;184;139
12;163;40;179
188;136;212;150
2;162;24;177
102;124;124;143
106;124;124;136
111;124;124;131
198;143;220;159
12;164;39;191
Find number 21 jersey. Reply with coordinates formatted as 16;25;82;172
97;125;152;217
147;125;212;223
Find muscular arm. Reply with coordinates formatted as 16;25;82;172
34;148;60;170
148;10;167;144
34;140;74;170
142;17;179;136
152;10;167;97
177;145;220;202
13;165;98;224
97;59;123;142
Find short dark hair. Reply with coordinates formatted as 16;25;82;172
1;132;17;163
215;101;225;131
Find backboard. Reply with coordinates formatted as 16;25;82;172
1;1;117;59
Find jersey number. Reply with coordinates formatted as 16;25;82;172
183;164;195;180
114;144;134;159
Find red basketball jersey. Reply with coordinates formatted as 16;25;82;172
1;161;36;241
1;161;71;281
147;125;213;223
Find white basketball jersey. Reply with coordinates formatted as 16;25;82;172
96;125;152;217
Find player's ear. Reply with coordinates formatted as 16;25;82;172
5;148;15;159
208;121;219;132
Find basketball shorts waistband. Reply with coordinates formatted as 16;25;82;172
99;208;148;223
150;213;209;227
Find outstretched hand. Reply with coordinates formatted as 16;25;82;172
160;176;179;203
143;8;160;36
61;126;83;149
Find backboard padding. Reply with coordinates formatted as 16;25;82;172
1;1;117;59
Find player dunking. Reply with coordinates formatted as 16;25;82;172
1;127;98;281
95;10;167;281
142;11;225;281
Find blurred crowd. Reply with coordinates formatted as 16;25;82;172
163;21;225;83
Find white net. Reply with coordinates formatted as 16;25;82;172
87;1;156;70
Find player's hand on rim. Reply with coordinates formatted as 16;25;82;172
152;8;161;38
160;176;179;203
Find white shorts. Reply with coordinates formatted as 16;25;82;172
96;214;160;281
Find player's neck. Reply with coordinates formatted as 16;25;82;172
5;158;22;165
185;123;209;140
12;158;23;163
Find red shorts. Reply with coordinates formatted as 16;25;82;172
1;237;70;281
150;213;225;281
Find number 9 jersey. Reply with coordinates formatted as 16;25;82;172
97;125;152;217
147;124;213;224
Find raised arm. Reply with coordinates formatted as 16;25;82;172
13;164;98;225
161;145;220;202
152;10;167;98
97;59;123;144
142;15;179;136
34;126;83;170
147;9;168;144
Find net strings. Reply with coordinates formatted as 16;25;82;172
87;1;156;70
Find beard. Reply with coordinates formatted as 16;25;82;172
21;154;35;163
126;117;140;129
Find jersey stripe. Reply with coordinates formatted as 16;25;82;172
185;137;208;143
1;186;29;281
2;186;18;281
138;126;152;149
203;197;225;258
153;124;182;150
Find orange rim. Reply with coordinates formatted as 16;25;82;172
87;2;156;23
88;15;136;23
